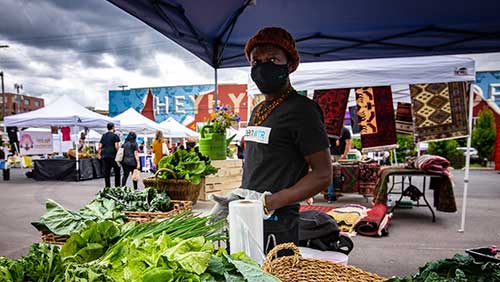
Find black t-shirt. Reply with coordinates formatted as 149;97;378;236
242;92;329;216
122;141;138;167
329;127;351;156
6;127;18;143
99;132;120;158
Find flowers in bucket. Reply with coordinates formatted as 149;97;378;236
209;105;240;134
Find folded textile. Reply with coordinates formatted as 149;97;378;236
414;155;450;175
355;86;397;151
355;204;389;237
300;205;334;213
328;204;368;236
313;88;350;138
410;82;468;142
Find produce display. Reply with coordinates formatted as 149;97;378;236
388;253;500;281
32;187;175;236
31;198;125;236
1;214;278;282
97;186;171;212
157;149;219;185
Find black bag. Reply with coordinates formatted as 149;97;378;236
298;210;354;255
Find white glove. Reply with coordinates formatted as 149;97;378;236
209;188;274;220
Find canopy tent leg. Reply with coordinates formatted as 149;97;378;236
59;128;63;156
214;68;219;105
459;83;475;233
74;125;80;181
393;148;398;166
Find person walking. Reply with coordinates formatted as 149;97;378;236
121;132;140;190
152;130;164;170
98;123;121;187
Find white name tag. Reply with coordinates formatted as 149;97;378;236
244;126;272;144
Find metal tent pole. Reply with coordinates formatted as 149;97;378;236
459;83;475;233
214;68;219;105
74;125;80;181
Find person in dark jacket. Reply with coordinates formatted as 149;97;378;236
98;123;120;187
121;132;140;190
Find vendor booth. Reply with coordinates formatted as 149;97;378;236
4;95;120;181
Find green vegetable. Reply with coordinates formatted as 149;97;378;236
60;220;121;264
32;198;125;236
388;253;500;282
23;243;63;282
97;186;171;212
157;149;219;184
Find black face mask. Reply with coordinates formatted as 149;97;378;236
251;62;289;94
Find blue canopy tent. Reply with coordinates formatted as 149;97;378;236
107;0;500;232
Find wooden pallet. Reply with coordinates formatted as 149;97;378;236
200;159;243;200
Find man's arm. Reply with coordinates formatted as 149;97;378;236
114;142;120;151
265;148;332;211
97;143;103;157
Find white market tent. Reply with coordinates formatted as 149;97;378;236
248;55;475;94
249;55;476;233
160;117;199;138
4;95;119;128
4;95;120;175
114;108;167;134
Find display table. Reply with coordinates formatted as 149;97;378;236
373;167;457;222
33;158;99;181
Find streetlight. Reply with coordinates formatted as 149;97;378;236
1;44;9;119
118;85;128;91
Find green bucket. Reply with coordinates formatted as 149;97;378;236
199;125;235;160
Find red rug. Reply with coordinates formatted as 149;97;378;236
313;88;350;138
355;86;397;151
299;205;335;213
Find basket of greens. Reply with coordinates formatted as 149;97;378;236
143;150;219;204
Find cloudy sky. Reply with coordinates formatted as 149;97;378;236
1;0;500;110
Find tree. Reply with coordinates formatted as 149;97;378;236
472;109;497;160
396;134;416;162
428;139;464;169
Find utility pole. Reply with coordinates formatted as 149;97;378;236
0;44;8;120
1;72;4;119
118;85;128;91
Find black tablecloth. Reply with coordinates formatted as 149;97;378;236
33;158;101;181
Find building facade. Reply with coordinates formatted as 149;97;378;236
109;84;248;129
0;93;45;118
475;71;500;107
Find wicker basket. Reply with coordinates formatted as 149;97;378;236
142;168;204;204
123;200;192;223
262;243;385;282
41;200;192;245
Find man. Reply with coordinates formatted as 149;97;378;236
212;27;332;253
98;122;120;187
329;126;352;161
326;126;352;202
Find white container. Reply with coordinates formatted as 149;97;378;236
298;247;349;265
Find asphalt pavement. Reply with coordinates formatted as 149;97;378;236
0;168;499;278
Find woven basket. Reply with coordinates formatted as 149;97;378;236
142;168;204;204
262;243;385;282
41;200;192;245
123;200;192;223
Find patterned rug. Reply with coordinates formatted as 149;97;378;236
299;205;335;213
395;102;414;134
355;86;397;151
410;82;468;142
314;88;350;138
349;106;361;134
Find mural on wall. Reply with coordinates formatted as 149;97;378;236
476;71;500;107
109;84;248;128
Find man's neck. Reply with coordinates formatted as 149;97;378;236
263;83;292;101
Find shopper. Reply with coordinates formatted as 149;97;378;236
121;132;140;190
211;27;332;255
329;126;352;161
152;130;164;169
98;122;121;187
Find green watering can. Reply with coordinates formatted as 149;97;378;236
199;125;236;160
